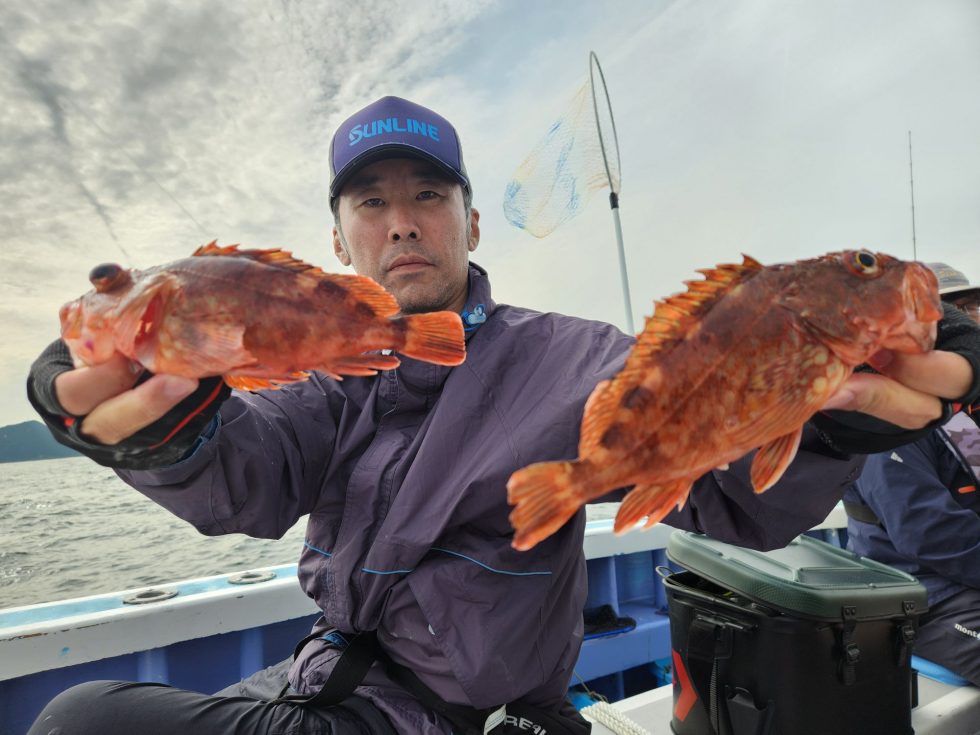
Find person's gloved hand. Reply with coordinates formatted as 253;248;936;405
811;301;980;455
27;340;230;469
813;348;974;454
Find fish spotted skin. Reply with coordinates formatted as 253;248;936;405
60;242;466;390
507;250;942;551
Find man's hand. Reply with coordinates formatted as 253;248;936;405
821;349;973;429
55;353;198;445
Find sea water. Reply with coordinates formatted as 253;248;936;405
0;456;306;610
0;457;624;612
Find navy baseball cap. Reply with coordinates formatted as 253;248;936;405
328;96;470;204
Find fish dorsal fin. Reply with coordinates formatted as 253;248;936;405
191;241;329;276
191;241;400;316
577;255;764;457
626;255;763;368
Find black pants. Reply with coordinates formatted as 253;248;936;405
27;659;395;735
915;586;980;686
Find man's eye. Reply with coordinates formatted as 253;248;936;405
417;190;439;201
362;198;384;207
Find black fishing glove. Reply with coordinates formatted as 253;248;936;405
810;404;954;455
811;303;980;454
26;339;230;470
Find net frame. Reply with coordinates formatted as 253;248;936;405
589;51;633;333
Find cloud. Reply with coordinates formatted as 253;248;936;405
1;0;979;427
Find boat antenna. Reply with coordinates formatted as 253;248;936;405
908;130;917;261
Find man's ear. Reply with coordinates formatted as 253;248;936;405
468;208;480;253
333;227;351;267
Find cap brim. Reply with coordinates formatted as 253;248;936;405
939;284;980;297
330;143;468;200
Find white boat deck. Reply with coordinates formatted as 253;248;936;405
583;677;980;735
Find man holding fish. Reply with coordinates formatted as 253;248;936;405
26;96;980;734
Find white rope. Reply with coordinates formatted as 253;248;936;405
580;700;652;735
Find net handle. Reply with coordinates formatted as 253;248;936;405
589;50;622;196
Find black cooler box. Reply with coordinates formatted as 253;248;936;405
662;531;927;735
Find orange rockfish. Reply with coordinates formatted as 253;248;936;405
507;250;941;551
60;242;466;390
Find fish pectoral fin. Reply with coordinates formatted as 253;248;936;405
579;379;614;454
176;322;252;375
507;461;582;551
325;353;401;377
115;273;181;361
223;369;310;391
614;479;694;534
224;375;278;391
750;428;804;493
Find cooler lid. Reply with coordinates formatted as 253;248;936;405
666;531;927;621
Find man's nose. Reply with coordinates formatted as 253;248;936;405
387;205;420;242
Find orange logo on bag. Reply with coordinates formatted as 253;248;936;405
672;648;698;720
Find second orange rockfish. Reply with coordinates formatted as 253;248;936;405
507;250;942;551
60;242;466;389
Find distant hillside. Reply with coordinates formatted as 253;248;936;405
0;420;79;463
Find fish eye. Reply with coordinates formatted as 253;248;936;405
848;250;880;276
89;263;128;292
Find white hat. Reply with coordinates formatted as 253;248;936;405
925;262;980;297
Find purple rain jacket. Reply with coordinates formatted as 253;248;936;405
118;264;864;733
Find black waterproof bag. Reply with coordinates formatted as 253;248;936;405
662;532;927;735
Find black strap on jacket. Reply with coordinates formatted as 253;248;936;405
378;654;507;735
281;629;590;735
378;648;590;735
270;631;381;709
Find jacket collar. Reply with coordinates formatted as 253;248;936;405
460;262;495;340
389;262;495;396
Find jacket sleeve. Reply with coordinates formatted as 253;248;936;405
116;374;345;540
856;439;980;589
662;425;863;551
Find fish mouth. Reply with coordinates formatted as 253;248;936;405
59;300;83;340
905;263;942;323
881;264;942;353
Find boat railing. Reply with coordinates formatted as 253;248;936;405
0;504;850;732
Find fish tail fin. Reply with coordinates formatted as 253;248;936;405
614;479;693;534
398;312;466;366
507;461;586;551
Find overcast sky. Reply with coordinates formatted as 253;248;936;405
1;0;978;427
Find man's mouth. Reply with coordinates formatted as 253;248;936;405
388;254;431;273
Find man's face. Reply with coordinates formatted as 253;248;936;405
948;290;980;325
333;157;479;314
